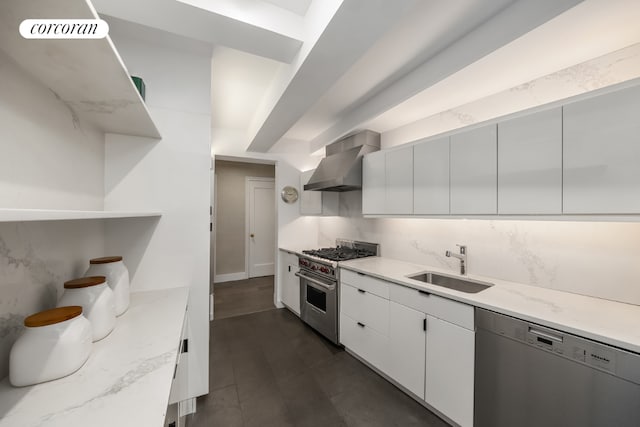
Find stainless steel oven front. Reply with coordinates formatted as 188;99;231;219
296;269;338;345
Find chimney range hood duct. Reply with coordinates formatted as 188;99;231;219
304;130;381;192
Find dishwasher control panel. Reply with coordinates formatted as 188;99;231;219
475;308;640;385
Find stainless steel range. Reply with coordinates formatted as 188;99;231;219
296;239;379;344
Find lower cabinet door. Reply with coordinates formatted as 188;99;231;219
280;252;300;315
340;313;388;374
425;315;475;427
388;301;426;399
284;264;300;315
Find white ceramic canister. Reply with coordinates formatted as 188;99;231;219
9;306;92;387
58;276;116;341
85;256;130;316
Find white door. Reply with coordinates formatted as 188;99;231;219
279;250;300;315
362;151;386;214
388;301;426;399
414;137;449;215
450;124;497;214
425;315;475;427
386;146;414;215
498;107;562;214
563;85;640;214
247;178;275;278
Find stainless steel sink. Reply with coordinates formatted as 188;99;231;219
407;271;493;293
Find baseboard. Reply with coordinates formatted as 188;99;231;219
214;272;248;283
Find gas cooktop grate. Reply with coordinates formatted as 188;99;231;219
302;246;376;262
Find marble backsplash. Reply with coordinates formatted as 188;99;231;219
319;191;640;306
0;221;104;379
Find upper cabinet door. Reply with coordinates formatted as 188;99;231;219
385;146;413;215
414;137;449;214
362;151;386;214
498;108;562;214
563;86;640;214
450;124;497;214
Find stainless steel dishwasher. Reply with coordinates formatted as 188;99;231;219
475;308;640;427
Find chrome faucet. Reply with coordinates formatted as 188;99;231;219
445;244;467;275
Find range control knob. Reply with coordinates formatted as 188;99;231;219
311;265;317;270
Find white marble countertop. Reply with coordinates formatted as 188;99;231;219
0;287;189;427
340;257;640;354
279;246;306;255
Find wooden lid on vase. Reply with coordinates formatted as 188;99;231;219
89;256;123;264
64;276;106;289
24;306;83;327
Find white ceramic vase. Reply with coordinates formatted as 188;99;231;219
58;276;116;341
9;306;92;387
85;256;130;316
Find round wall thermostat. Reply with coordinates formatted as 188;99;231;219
280;186;299;203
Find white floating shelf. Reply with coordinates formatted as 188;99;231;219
0;0;161;139
0;208;162;222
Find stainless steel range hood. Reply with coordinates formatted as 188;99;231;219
304;130;380;192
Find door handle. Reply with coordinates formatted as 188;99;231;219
295;272;335;291
529;327;563;343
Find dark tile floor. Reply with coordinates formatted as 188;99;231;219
187;308;449;427
213;276;276;319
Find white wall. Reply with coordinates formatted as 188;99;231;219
103;31;211;400
318;45;640;306
0;50;106;379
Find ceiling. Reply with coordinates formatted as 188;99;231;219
94;0;640;156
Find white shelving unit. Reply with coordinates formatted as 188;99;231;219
0;209;162;223
0;0;161;139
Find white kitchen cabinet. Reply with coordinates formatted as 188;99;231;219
413;137;449;215
362;146;413;215
299;169;339;216
563;85;640;214
341;282;389;336
388;301;426;399
341;269;390;299
340;313;389;374
389;284;474;330
362;151;386;214
340;267;475;426
450;124;497;214
279;250;300;315
386;146;414;214
425;315;475;427
498;108;562;214
169;312;190;405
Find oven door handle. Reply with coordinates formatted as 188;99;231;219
295;272;335;291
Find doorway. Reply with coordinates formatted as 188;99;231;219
211;158;276;319
246;177;276;278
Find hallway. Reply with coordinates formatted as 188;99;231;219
213;276;276;319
